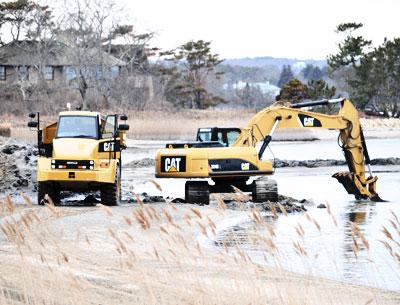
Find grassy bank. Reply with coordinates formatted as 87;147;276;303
0;196;399;304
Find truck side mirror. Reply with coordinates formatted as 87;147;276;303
118;124;129;131
120;114;128;121
28;121;38;128
29;112;36;119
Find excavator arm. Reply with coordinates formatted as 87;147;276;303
234;98;382;201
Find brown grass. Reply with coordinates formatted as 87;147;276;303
125;109;253;140
0;123;11;138
0;194;399;305
1;110;400;142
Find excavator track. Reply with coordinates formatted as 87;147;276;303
252;177;278;202
185;181;210;205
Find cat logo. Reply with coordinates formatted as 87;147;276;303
303;117;314;127
298;114;322;127
241;162;250;170
98;141;120;152
161;156;186;173
103;142;115;152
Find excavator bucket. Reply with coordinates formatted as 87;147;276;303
332;172;385;202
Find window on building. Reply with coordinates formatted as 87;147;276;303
0;66;5;80
111;66;119;78
18;66;29;80
42;66;54;80
65;66;77;81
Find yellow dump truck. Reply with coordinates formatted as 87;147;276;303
28;110;129;206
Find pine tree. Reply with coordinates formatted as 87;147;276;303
160;40;225;109
277;65;294;88
307;80;336;100
276;79;308;103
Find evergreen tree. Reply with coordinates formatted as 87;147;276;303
160;40;225;109
276;78;308;103
277;65;294;88
307;80;336;100
302;64;325;81
329;22;400;116
327;22;371;69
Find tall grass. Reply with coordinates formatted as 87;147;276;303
0;194;399;305
2;110;400;142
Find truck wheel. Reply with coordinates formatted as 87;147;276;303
101;168;120;206
38;182;60;206
252;178;278;203
185;181;210;205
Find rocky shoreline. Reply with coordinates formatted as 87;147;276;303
0;140;37;193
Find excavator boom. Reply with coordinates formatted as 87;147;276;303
234;98;381;201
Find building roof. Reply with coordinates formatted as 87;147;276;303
0;40;126;67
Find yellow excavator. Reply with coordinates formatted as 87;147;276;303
155;98;383;204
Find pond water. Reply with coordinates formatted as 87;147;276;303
209;167;400;292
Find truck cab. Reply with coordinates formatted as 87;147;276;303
28;111;129;206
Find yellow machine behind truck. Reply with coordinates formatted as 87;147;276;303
155;98;383;204
28;110;129;206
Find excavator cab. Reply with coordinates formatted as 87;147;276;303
196;127;241;147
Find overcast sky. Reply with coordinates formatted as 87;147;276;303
119;0;400;60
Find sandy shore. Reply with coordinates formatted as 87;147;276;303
0;202;399;305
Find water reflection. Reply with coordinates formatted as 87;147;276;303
211;178;400;292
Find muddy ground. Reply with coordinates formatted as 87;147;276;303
1;137;399;214
0;138;314;213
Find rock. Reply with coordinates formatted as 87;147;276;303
170;198;186;203
317;203;327;209
126;197;137;203
0;140;37;193
126;158;155;168
274;157;400;168
143;195;166;203
226;194;313;214
83;194;100;203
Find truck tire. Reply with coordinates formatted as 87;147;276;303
252;178;278;203
185;181;210;205
38;182;60;206
101;167;120;206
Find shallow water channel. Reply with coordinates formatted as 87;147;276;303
124;137;400;292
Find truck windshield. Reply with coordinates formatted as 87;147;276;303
56;116;98;139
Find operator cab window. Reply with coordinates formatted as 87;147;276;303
197;128;212;142
56;116;98;139
102;115;116;138
217;131;224;145
226;130;240;146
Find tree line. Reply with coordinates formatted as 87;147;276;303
0;1;398;116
